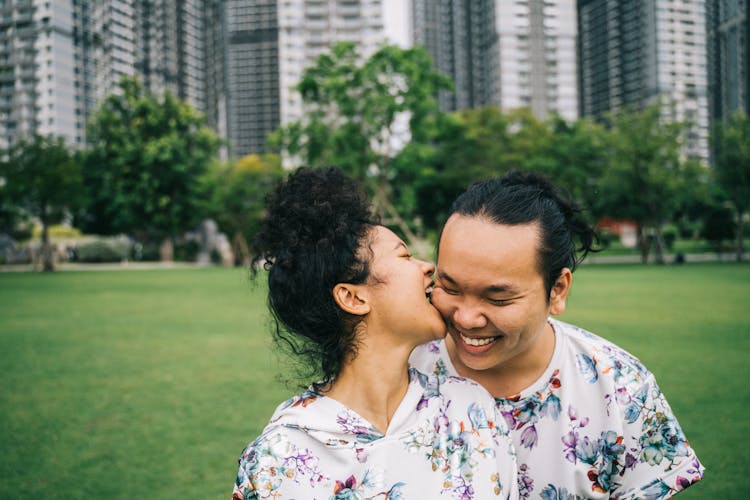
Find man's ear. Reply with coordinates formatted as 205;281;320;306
549;267;572;316
333;283;371;316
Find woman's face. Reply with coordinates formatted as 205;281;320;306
363;226;446;345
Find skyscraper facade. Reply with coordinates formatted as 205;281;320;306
1;0;410;158
412;0;578;121
1;0;79;149
578;0;709;162
135;0;208;112
496;0;578;120
1;0;208;150
706;0;749;122
202;0;406;158
215;0;280;156
412;0;499;111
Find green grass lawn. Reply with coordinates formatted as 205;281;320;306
1;263;748;498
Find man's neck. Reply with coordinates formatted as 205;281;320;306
446;322;556;399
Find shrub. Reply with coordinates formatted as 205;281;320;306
76;240;131;263
662;225;678;250
132;242;160;262
32;224;82;239
174;240;201;262
596;229;616;249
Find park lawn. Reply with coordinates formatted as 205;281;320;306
0;263;748;499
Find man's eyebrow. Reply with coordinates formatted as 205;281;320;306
486;283;520;294
437;269;457;285
438;270;520;294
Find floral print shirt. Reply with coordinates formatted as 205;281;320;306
409;319;704;499
233;368;519;499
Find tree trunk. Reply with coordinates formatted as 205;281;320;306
737;210;745;262
638;225;650;264
652;224;666;265
373;186;419;246
41;221;55;272
233;231;250;266
159;237;174;262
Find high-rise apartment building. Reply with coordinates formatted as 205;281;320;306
412;0;578;121
1;0;79;149
707;0;749;122
496;0;578;120
578;0;709;162
203;0;407;158
1;0;208;149
136;0;207;113
412;0;499;111
1;0;410;158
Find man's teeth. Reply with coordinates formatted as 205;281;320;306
461;333;496;346
425;285;434;298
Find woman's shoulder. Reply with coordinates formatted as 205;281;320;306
409;339;455;378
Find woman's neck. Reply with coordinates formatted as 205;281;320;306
324;340;413;435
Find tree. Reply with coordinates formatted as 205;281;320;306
271;42;453;244
596;103;690;264
208;153;283;265
711;110;750;261
0;135;82;271
397;107;608;234
82;77;221;259
525;115;608;216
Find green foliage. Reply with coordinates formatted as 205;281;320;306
700;205;736;251
0;134;82;270
397;106;608;232
532;115;608;213
661;224;678;250
595;103;694;263
711;110;750;260
75;239;131;263
206;154;283;265
271;42;452;242
82;77;221;243
712;111;750;213
0;135;81;225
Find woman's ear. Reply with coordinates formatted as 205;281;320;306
549;267;572;316
333;283;371;316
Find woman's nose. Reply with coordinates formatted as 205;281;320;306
419;259;436;276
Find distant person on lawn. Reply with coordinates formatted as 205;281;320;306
233;167;519;499
410;171;704;498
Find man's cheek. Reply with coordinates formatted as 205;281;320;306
430;288;453;317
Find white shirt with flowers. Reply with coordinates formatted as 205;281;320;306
409;318;704;499
233;367;519;499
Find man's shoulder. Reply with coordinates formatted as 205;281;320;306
552;318;653;386
554;319;646;366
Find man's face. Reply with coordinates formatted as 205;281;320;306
431;215;568;378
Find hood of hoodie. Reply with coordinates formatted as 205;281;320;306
262;368;444;448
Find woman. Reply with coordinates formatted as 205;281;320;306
233;167;518;499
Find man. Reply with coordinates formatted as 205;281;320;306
410;171;704;498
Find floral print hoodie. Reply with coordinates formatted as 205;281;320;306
410;319;704;499
233;368;519;499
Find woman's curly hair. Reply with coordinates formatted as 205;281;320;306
251;167;379;389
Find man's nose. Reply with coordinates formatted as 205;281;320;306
452;299;488;330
